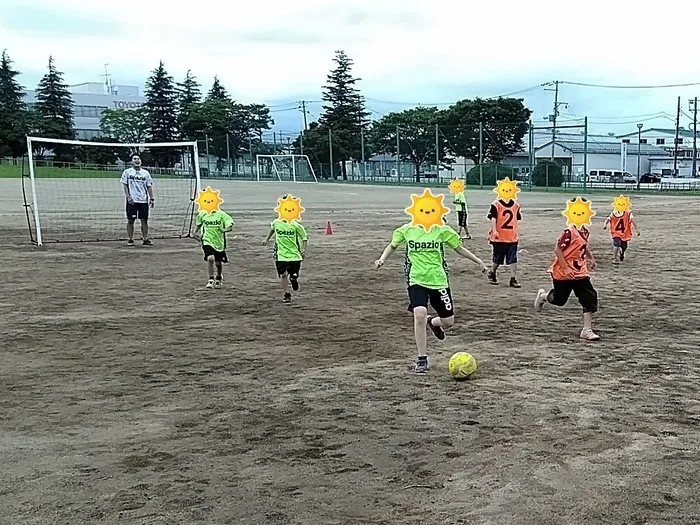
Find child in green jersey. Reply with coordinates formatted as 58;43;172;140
263;218;308;304
375;222;487;373
453;190;471;240
193;209;234;289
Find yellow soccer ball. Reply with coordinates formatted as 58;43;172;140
448;352;477;380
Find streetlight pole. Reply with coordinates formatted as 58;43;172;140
636;123;643;190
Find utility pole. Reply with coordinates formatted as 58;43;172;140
691;97;698;179
674;96;681;177
544;80;563;161
298;101;309;131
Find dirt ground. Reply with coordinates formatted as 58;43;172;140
1;178;699;525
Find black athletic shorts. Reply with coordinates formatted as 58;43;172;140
612;237;629;251
491;242;518;265
126;202;149;221
276;260;301;277
457;211;468;228
547;277;598;314
406;284;454;319
202;244;228;263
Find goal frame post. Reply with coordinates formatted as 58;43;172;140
255;154;318;183
24;136;202;247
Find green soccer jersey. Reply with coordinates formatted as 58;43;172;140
391;223;462;289
196;210;234;252
453;191;467;213
272;219;308;262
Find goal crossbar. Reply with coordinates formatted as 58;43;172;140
25;136;202;246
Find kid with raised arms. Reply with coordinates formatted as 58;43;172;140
263;194;308;304
375;188;487;374
535;197;600;341
603;195;640;265
487;177;522;288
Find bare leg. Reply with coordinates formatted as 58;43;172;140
583;312;593;330
206;256;215;279
491;262;500;273
141;219;149;241
430;316;454;330
510;262;518;279
127;221;134;241
413;306;428;356
280;273;290;293
215;261;223;279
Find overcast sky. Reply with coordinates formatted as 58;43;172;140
3;0;700;135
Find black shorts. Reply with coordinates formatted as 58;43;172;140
202;244;228;263
491;242;518;265
276;260;301;277
612;237;629;250
457;211;468;228
547;277;598;314
126;202;149;221
407;284;454;319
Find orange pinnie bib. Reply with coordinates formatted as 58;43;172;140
488;200;520;243
549;226;589;280
609;211;632;242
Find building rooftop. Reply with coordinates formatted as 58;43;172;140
617;127;697;139
552;140;670;155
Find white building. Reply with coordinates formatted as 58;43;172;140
616;127;699;177
23;82;145;140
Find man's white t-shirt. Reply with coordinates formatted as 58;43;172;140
120;167;153;204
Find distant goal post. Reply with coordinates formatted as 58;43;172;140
255;154;318;183
24;136;202;246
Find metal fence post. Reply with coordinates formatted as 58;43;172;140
478;122;484;188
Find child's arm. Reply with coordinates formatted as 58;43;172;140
300;239;308;257
585;246;597;270
603;216;611;230
453;245;488;272
554;246;574;276
193;224;202;240
490;217;499;239
262;227;275;245
375;244;396;269
631;218;641;236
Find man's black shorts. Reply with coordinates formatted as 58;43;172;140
457;211;468;228
491;242;518;265
406;284;454;319
202;244;228;263
276;260;301;277
547;277;598;313
126;201;149;221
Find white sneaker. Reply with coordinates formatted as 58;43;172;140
214;279;222;289
205;279;215;289
580;328;600;341
534;289;547;312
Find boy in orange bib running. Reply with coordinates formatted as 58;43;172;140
603;195;640;265
487;177;522;288
534;197;600;341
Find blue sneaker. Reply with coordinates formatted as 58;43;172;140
414;356;429;373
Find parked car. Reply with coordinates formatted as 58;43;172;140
640;173;661;183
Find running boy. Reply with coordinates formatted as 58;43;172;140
534;197;600;341
263;194;308;304
603;195;640;265
193;207;234;289
487;177;522;288
375;188;487;373
453;189;471;239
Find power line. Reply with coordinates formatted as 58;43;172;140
561;80;700;89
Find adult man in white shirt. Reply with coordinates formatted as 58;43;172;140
120;155;155;246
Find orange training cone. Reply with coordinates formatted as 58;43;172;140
326;221;333;235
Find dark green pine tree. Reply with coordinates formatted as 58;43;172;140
34;56;75;160
319;50;370;178
207;76;230;101
0;50;30;157
144;61;178;165
176;69;201;135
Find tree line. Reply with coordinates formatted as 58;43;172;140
0;48;533;180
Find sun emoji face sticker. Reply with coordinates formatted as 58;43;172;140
195;186;224;215
493;177;521;202
612;194;631;213
405;188;450;232
448;178;465;194
274;194;304;223
563;196;596;228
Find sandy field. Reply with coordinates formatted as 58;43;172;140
1;177;699;525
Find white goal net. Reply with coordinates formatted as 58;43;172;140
23;137;202;246
256;154;318;183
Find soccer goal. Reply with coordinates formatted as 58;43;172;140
23;136;202;246
255;154;318;183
